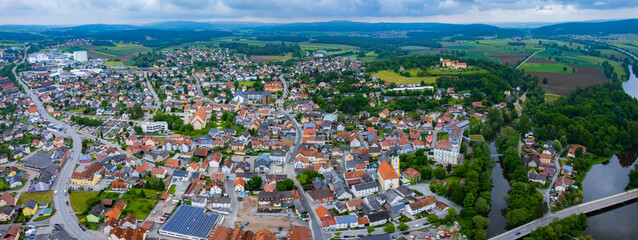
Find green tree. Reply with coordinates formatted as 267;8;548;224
475;229;488;240
551;140;562;151
246;176;263;191
472;215;490;229
506;208;529;227
397;223;409;231
384;223;396;233
463;193;476;208
475;197;491;215
367;226;375;235
434;166;446;180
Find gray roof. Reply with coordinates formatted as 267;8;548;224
159;205;218;238
22;152;52;169
367;210;391;223
352;181;378;192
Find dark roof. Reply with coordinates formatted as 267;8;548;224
22;152;52;169
367;210;390;223
88;204;104;217
159;205;218;238
307;188;333;201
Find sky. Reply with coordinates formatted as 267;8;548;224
0;0;636;25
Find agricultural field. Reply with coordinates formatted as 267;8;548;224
103;61;125;66
250;53;293;63
371;70;437;85
519;62;573;73
59;43;150;61
532;65;609;95
0;42;25;46
427;40;542;64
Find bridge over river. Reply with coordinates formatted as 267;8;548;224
490;189;638;240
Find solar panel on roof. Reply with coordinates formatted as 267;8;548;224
160;204;218;238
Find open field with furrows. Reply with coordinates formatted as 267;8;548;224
250;53;293;63
372;70;437;85
486;52;529;66
431;40;542;64
531;65;609;95
534;47;627;79
519;62;574;73
59;44;150;61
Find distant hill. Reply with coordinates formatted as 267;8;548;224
251;20;517;34
531;19;638;35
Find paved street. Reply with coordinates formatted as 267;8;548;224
13;51;100;239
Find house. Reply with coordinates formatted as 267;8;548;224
0;206;15;222
402;167;421;184
209;152;223;168
221;159;233;174
270;150;286;164
205;180;224;196
335;215;359;229
351;181;378;198
405;196;437;216
367;211;391;226
1;224;22;240
561;165;577;177
235;178;246;192
23;200;38;216
166;158;180;168
0;192;16;207
568;144;587;158
87;204;105;223
307;188;334;204
258;190;294;211
71;162;104;186
172;170;189;182
255;155;270;173
111;178;129;192
143;150;169;162
104;200;127;221
287;226;312;240
528;170;547;184
555;176;574;193
211;198;231;209
540;153;552;164
151;167;168;178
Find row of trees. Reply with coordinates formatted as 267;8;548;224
70;115;104;126
497;127;547;227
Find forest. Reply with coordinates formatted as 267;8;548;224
219;42;301;56
530;83;638;156
523;214;590;240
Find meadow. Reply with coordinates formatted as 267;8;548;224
372;70;437;85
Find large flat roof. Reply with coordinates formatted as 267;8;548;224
159;205;218;239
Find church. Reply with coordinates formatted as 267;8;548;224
378;155;400;190
184;107;208;130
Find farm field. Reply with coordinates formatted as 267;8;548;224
59;44;150;61
372;70;437;85
519;62;573;73
250;53;293;63
531;65;609;95
103;61;125;66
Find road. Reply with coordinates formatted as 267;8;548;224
490;189;638;240
542;146;566;210
516;48;545;69
12;49;99;239
279;77;326;240
224;174;239;227
143;75;161;121
192;73;214;103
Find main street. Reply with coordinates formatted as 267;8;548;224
12;48;98;239
279;78;327;240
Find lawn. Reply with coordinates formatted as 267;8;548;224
168;184;177;194
443;176;462;185
544;93;561;101
69;191;100;213
519;63;573;73
437;132;449;140
92;44;151;57
103;61;125;66
17;191;53;205
238;81;255;87
372;70;437;85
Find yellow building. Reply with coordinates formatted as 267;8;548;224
71;162;103;186
23;200;38;216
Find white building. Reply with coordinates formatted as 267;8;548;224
351;181;378;198
141;121;168;133
73;51;88;62
432;140;460;165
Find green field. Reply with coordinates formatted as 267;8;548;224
238;81;255;87
93;44;151;56
0;42;25;46
519;63;574;73
103;61;125;66
17;191;53;205
69;191;100;213
372;70;437;85
545;93;561;101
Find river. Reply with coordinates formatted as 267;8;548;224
623;65;638;99
486;141;509;237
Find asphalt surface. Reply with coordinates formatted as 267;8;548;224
279;78;326;240
490;188;638;240
13;60;98;239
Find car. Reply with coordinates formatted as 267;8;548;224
278;227;283;231
516;232;521;235
357;235;364;237
240;226;244;229
343;236;350;238
415;224;420;227
245;222;249;225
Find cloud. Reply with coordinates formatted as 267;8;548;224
0;0;635;25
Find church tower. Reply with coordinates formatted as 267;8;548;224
391;155;400;175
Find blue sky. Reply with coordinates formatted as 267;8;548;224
0;0;636;25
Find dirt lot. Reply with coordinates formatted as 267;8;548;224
531;65;609;95
486;53;529;65
234;196;293;233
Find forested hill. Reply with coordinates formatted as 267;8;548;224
530;83;638;156
531;19;638;35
